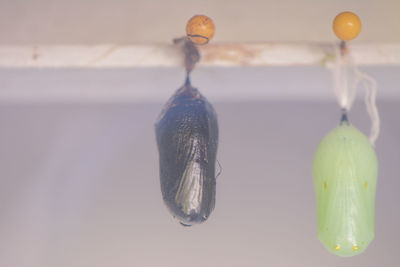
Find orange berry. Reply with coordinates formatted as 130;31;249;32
333;11;362;41
186;15;215;45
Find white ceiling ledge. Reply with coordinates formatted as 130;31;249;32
0;43;398;103
0;43;399;68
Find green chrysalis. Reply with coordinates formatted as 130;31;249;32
313;120;378;257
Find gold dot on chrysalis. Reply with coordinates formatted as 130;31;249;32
353;245;359;251
323;182;327;190
362;241;365;245
335;245;340;251
364;182;368;190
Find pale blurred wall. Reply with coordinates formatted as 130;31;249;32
0;99;399;267
0;66;399;266
0;0;399;44
0;66;399;102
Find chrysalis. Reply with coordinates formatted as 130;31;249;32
312;117;378;257
155;79;218;226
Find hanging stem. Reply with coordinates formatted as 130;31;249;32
340;41;347;56
334;41;354;110
333;41;380;146
340;108;349;126
173;37;200;85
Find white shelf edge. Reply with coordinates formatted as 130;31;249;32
0;43;399;68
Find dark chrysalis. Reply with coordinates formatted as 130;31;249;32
155;78;218;226
155;37;218;226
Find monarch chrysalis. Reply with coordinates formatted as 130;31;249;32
155;81;218;226
313;120;378;257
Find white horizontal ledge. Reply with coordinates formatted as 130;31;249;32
0;43;399;68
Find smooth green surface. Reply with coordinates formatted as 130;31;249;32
313;123;378;257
